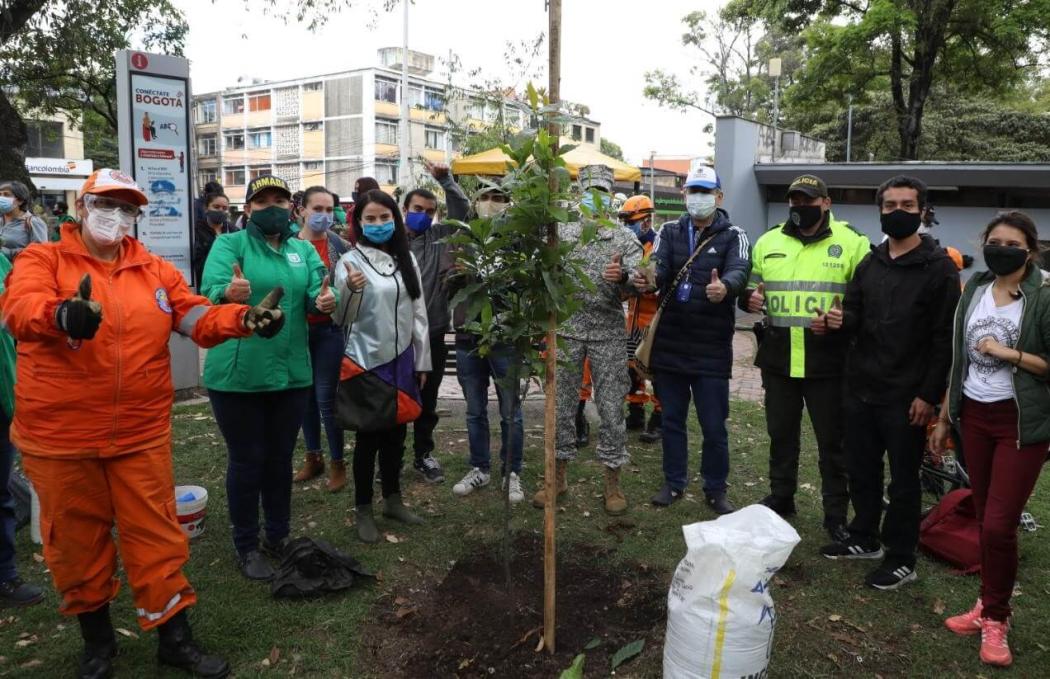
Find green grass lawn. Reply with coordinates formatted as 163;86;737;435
1;399;1048;677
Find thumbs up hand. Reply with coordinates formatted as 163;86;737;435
315;274;336;314
747;282;766;314
811;307;829;335
244;286;285;338
826;295;843;330
225;263;251;303
602;252;625;283
344;261;367;292
705;268;727;303
56;273;104;340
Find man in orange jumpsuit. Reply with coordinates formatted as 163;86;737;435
0;169;284;679
621;196;663;442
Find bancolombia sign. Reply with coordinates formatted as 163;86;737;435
25;158;94;176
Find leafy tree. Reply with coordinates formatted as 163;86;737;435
599;138;624;161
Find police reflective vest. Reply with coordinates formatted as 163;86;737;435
748;214;871;378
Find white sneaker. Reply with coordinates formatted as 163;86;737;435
453;467;490;496
504;472;525;504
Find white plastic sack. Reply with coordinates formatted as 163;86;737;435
663;504;801;679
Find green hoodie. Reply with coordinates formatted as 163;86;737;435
201;223;332;392
0;255;14;418
946;264;1050;445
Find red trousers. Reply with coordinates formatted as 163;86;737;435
960;397;1048;621
22;442;196;630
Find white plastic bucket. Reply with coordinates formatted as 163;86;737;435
175;485;208;540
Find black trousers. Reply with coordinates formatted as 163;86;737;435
354;425;407;506
763;372;848;526
845;394;925;567
413;333;448;460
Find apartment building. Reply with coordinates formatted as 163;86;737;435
192;49;601;206
21;111;92;209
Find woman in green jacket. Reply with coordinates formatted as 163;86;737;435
932;211;1050;668
201;175;336;581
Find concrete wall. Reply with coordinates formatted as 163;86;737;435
714;116;768;236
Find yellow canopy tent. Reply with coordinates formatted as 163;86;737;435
451;141;643;182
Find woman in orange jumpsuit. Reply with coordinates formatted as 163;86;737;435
0;169;284;679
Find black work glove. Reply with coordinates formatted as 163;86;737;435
244;287;285;338
55;274;103;340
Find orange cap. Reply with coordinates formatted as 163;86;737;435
80;169;148;207
619;195;654;222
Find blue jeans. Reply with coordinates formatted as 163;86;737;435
455;339;524;474
302;323;346;461
209;388;310;555
0;409;17;581
654;371;730;494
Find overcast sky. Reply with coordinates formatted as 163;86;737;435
177;0;721;164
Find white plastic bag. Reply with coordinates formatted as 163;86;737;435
663;504;801;679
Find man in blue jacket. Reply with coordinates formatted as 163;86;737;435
638;166;751;514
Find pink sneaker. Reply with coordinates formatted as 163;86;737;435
944;599;982;636
980;619;1012;667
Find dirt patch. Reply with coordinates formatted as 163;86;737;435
360;533;667;678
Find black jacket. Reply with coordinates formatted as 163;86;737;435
192;220;238;287
409;174;470;336
842;234;961;406
651;209;752;378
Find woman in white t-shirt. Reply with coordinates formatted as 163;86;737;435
932;211;1050;668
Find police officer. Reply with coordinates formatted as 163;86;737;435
741;174;870;542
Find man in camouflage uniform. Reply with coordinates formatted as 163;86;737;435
532;165;643;515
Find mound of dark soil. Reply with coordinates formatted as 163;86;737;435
360;533;666;678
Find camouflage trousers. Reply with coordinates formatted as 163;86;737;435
555;336;630;468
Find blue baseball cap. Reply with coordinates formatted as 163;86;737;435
684;165;720;190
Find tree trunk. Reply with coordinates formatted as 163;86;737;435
0;88;36;192
900;0;958;159
890;26;909;160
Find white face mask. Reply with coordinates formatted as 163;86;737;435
476;201;508;219
685;192;718;219
85;207;134;245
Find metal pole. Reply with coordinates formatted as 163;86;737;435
649;151;655;212
772;75;780;160
398;0;411;188
846;94;854;163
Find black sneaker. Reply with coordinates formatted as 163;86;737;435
826;524;851;544
414;454;445;484
261;537;290;560
626;405;646;431
0;577;44;608
820;540;884;560
865;563;917;591
705;492;737;515
759;494;797;517
237;550;275;581
651;483;683;507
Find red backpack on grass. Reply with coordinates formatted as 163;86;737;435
919;489;981;574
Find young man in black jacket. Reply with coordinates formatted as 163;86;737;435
819;175;961;590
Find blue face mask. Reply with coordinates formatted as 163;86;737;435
307;212;334;233
0;197;14;215
363;221;395;244
581;191;611;212
405;211;433;234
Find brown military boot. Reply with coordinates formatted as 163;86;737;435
294;451;324;482
326;459;347;492
531;460;569;509
603;466;628;516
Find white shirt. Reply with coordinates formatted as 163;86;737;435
963;285;1022;403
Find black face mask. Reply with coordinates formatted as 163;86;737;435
205;210;227;226
788;205;823;232
983;244;1029;277
880;210;922;239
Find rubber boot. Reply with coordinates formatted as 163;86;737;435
626;404;646;431
575;400;590;448
293;451;325;482
382;493;424;525
356;505;379;543
603;466;628;516
326;459;347;493
531;459;569;509
639;410;663;444
77;603;117;679
156;610;230;678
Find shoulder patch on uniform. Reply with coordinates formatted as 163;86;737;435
840;221;867;238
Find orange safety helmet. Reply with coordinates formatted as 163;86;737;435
619;195;654;223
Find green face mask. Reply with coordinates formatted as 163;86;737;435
250;205;291;235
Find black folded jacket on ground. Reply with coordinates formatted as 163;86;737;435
270;537;374;599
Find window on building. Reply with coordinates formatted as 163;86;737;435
248;166;271;181
375;78;398;103
467;99;484;120
423;87;444;111
375;162;398;185
424;127;444;150
199;170;218;187
222;96;244;115
247;92;271;112
407;85;424;109
572;124;582;141
198;135;218;156
303;161;323;172
375;120;398;145
224;168;246;186
303;122;322;132
196;99;217;124
248;130;272;149
585;127;595;143
24;120;64;157
303;81;323;91
224;133;245;150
